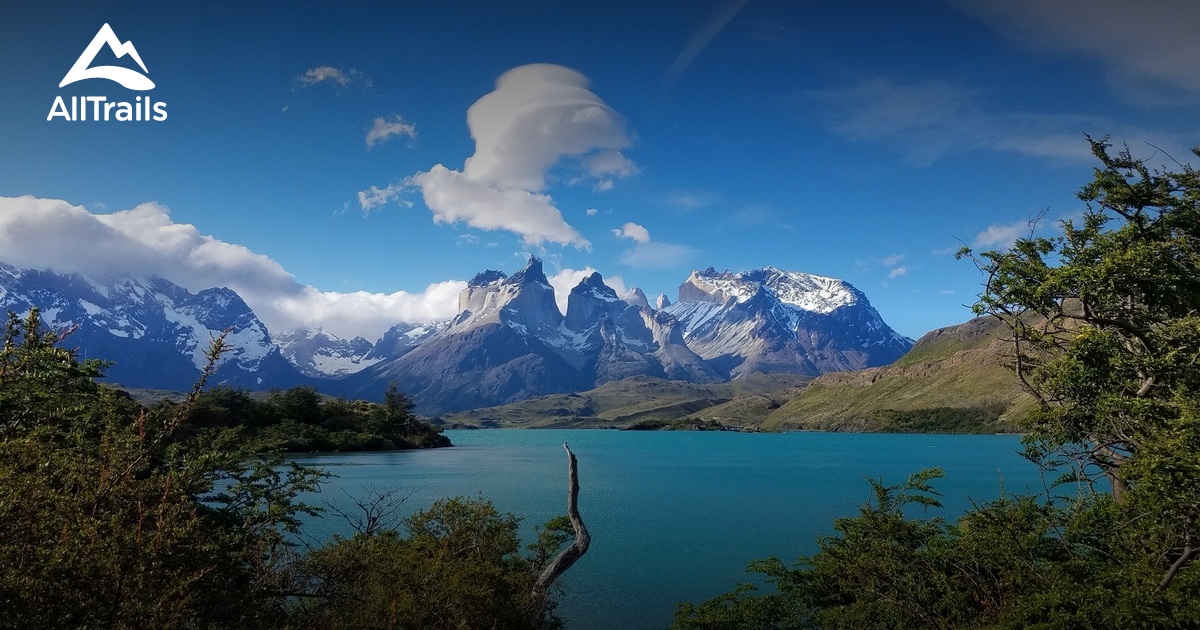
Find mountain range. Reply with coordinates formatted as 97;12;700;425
0;258;913;413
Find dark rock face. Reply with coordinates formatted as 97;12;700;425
344;260;722;413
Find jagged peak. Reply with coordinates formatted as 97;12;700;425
656;293;671;309
509;256;549;286
569;271;619;302
623;287;650;309
468;269;507;287
574;271;608;290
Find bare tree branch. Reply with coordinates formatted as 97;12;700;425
533;443;590;598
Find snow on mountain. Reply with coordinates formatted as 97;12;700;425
665;266;913;377
0;257;914;410
0;262;310;391
274;327;380;378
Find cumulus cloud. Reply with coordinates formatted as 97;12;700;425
412;165;588;248
547;266;628;315
585;208;598;217
888;266;908;279
294;66;370;90
611;222;651;244
397;64;636;248
366;115;417;148
610;222;697;268
0;196;462;340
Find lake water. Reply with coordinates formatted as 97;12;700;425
292;429;1042;629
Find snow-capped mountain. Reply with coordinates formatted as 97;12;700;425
341;258;906;413
1;258;912;412
274;328;378;378
0;263;309;390
342;258;586;411
663;267;912;376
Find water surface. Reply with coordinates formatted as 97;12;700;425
293;429;1040;629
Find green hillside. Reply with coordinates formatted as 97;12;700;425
435;372;810;429
764;317;1034;433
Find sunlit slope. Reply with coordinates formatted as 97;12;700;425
764;317;1035;433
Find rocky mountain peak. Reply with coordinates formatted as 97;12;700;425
624;287;651;310
468;269;507;287
509;256;550;287
565;271;622;332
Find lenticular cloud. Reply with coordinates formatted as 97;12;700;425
405;64;637;248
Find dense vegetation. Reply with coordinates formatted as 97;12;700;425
0;311;574;628
674;139;1200;628
167;383;450;452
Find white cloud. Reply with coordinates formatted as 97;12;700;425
882;254;905;267
619;242;698;269
461;65;634;190
610;221;697;268
585;208;598;217
811;76;1196;166
888;266;908;279
412;165;588;248
366;115;416;148
584;149;639;178
810;77;1111;165
294;66;370;89
397;64;634;248
973;218;1040;249
547;267;628;315
666;190;719;211
592;179;614;192
955;0;1200;104
661;0;753;97
0;196;462;340
612;222;651;244
357;183;407;212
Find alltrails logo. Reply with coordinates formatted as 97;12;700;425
48;23;168;122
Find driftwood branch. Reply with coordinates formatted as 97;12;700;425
534;443;590;597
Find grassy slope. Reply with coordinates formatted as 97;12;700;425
435;373;811;429
763;317;1035;433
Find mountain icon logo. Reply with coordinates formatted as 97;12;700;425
59;23;155;91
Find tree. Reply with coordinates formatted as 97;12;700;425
294;445;589;629
963;137;1200;509
962;138;1200;595
674;138;1200;628
0;313;325;627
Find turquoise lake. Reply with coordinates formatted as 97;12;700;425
292;429;1043;629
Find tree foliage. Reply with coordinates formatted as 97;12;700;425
675;138;1200;628
0;310;573;628
163;381;450;452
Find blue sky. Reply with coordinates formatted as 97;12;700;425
2;0;1198;340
